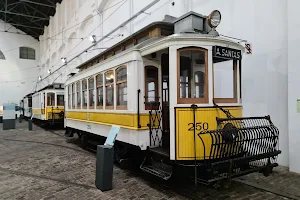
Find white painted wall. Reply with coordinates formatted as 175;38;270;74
0;20;40;107
287;0;300;173
38;0;290;169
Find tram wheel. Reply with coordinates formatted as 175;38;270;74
262;165;273;177
80;134;89;149
65;128;74;137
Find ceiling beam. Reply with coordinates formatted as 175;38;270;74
23;2;49;18
0;10;49;20
19;0;56;8
8;22;44;30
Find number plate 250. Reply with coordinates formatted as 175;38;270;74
188;122;209;131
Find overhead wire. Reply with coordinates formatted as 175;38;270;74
1;0;127;53
38;0;128;83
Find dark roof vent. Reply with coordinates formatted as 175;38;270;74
173;11;212;34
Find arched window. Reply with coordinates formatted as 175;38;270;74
96;73;103;108
144;66;158;110
79;15;93;30
20;47;35;60
89;77;95;109
0;50;5;60
177;47;208;104
105;70;114;109
116;66;127;109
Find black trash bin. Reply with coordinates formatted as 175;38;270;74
95;145;114;191
28;119;32;130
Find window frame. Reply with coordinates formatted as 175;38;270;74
76;81;81;109
116;66;127;110
0;50;5;60
177;47;209;104
47;92;55;107
72;84;75;108
57;94;64;106
105;70;115;110
19;47;35;60
68;85;72;109
96;73;104;109
88;76;95;109
213;59;238;103
144;66;159;110
82;79;88;109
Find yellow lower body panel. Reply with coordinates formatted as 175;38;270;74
175;106;242;160
46;107;64;120
32;108;44;115
66;111;152;130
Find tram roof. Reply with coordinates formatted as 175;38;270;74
76;21;173;70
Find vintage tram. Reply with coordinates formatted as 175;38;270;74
31;83;65;126
64;10;281;184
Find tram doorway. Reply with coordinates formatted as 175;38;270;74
143;50;170;155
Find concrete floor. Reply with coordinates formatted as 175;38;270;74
0;121;298;200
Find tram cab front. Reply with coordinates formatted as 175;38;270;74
138;10;281;183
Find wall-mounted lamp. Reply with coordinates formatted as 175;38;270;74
47;69;51;74
38;76;42;81
61;57;67;64
89;35;97;43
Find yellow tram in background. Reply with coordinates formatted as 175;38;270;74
31;83;65;127
64;10;281;184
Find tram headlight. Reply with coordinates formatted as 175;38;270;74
208;10;221;28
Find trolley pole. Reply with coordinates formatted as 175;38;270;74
191;104;198;188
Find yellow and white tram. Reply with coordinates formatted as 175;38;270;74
64;11;280;184
32;83;65;126
21;93;33;119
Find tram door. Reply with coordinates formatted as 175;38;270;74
161;54;170;148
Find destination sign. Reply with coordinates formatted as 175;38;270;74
213;46;242;60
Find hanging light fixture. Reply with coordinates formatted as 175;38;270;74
89;35;97;43
61;57;67;64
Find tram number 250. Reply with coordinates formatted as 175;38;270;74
188;122;209;131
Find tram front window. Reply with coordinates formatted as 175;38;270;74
178;48;208;103
47;93;55;106
213;58;237;103
57;95;64;106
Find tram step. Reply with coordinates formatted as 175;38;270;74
140;158;172;180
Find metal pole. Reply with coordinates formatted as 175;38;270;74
137;89;141;128
4;0;7;30
40;0;161;82
191;104;198;188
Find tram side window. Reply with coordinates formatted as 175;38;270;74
116;66;127;109
96;74;103;108
89;77;95;108
145;66;158;110
57;95;64;106
105;70;114;109
68;85;71;109
82;79;88;108
76;81;81;108
72;84;75;108
213;58;237;103
178;48;208;103
28;98;32;107
47;92;55;106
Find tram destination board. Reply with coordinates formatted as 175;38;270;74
213;45;242;60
